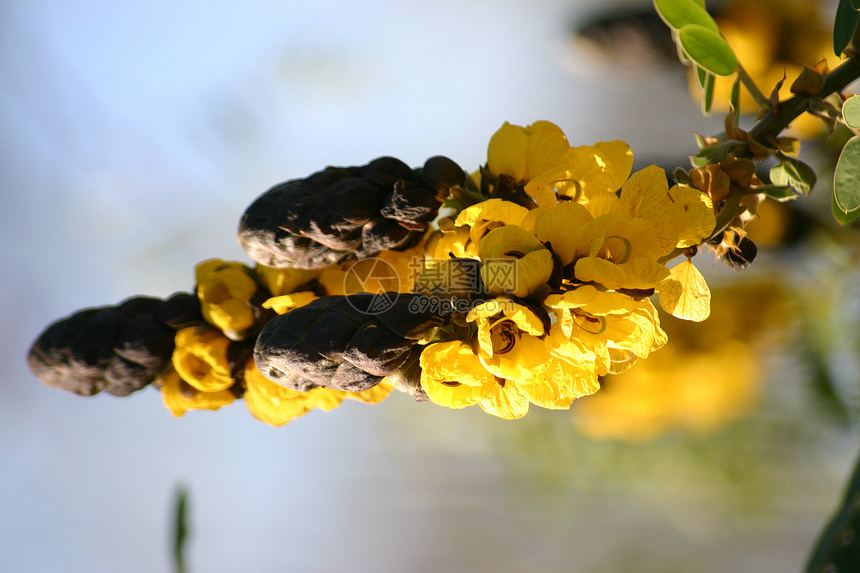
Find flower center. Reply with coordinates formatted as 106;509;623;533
489;319;518;354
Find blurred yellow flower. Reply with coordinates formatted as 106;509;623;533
195;259;258;340
160;369;235;417
244;360;393;426
256;265;321;296
573;340;758;442
172;326;234;392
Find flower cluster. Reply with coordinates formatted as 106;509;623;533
30;120;721;426
414;121;716;419
160;259;399;425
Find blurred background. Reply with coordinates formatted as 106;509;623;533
2;0;858;571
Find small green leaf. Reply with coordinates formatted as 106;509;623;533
834;135;860;218
694;140;746;163
173;485;190;573
730;75;741;112
672;167;693;186
695;65;708;89
678;25;739;77
843;95;860;128
756;185;797;202
771;157;817;195
653;0;719;32
702;70;715;114
834;0;860;56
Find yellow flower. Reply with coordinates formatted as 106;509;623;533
521;356;600;410
485;121;633;209
321;243;425;296
572;340;758;442
487;121;570;184
614;166;715;254
478;226;553;298
244;360;394;426
262;292;319;315
256;265;322;296
546;211;668;291
478;378;531;420
424;227;475;260
172;326;234;392
533;201;593;265
419;341;496;409
545;288;667;370
160;369;235;417
243;361;342;425
466;298;549;382
195;259;258;340
454;198;531;249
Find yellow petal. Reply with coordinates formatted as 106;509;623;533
479;333;551;384
172;327;234;392
618;257;670;290
243;362;331;426
665;186;716;248
574;257;626;291
564;141;634;198
454;198;529;228
479;380;530;419
534;201;593;265
544;285;636;315
466;298;544;335
419;341;496;410
345;381;394;404
658;260;711;321
480;240;553;298
256;265;322;297
263;292;319;314
617;165;669;220
487;121;570;183
161;369;234;417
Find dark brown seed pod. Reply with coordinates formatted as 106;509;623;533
238;156;467;269
27;293;204;397
254;293;445;393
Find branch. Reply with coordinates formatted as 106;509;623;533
748;56;860;145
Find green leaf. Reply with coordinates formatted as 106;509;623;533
672;167;693;186
653;0;719;32
702;70;715;114
805;447;860;571
756;185;797;202
833;191;860;224
695;65;707;89
834;0;860;57
843;95;860;128
678;25;739;77
834;135;860;218
730;75;741;112
173;485;190;573
694;140;746;163
852;0;860;9
771;157;817;195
